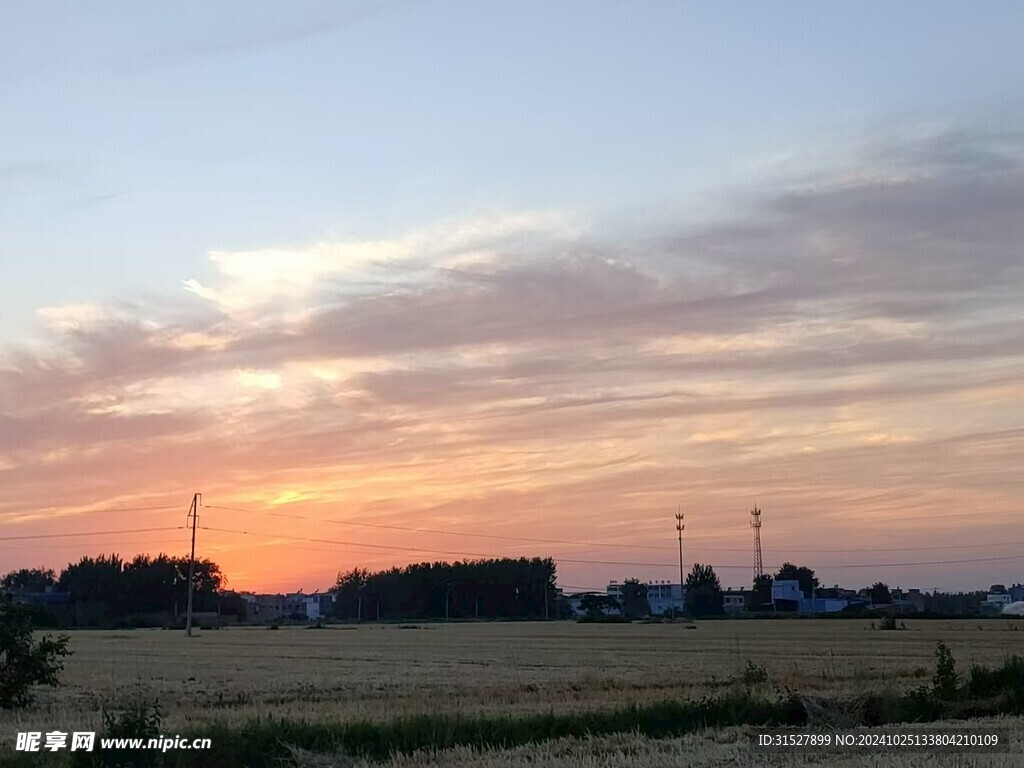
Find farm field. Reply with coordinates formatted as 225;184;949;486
291;719;1024;768
5;619;1024;765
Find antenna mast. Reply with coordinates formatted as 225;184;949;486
750;504;763;580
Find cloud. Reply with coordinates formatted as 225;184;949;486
182;211;581;319
2;123;1022;590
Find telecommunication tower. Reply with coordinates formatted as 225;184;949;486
750;504;763;580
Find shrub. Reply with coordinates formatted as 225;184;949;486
932;641;958;700
965;655;1024;700
876;613;899;631
0;598;71;708
739;661;769;687
73;693;163;768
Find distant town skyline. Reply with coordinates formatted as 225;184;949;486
2;3;1023;592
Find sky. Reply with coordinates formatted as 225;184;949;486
1;2;1023;593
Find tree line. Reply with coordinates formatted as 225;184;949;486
333;557;558;620
2;555;228;627
5;552;1002;627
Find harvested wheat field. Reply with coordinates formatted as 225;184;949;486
7;619;1024;742
287;719;1024;768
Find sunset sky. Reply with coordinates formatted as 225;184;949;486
2;2;1023;593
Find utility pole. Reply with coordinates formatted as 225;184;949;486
544;582;549;621
185;492;200;637
675;509;685;617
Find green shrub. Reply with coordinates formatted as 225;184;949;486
72;693;163;768
876;613;899;631
0;598;71;708
965;655;1024;699
933;641;958;699
738;661;769;687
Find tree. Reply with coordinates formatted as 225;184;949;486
0;598;71;708
2;568;57;592
59;555;125;624
619;578;650;619
57;553;224;625
774;562;819;599
330;558;557;621
685;563;723;616
579;594;620;619
752;574;774;607
869;582;892;605
334;568;370;620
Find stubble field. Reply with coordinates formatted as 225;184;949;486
6;619;1024;766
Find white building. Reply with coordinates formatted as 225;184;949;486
984;592;1012;609
723;589;749;614
772;580;848;614
771;580;804;604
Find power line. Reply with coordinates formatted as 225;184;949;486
4;499;1020;555
199;524;1024;571
0;528;185;544
202;503;1024;554
5;503;1020;572
3;505;182;517
198;525;684;567
204;504;674;552
815;554;1024;569
0;538;187;550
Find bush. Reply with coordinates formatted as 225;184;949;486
875;613;899;631
0;598;71;708
72;693;163;767
739;661;769;687
933;641;958;699
965;656;1024;700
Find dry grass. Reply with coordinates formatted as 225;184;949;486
5;618;1023;738
282;720;1024;765
287;718;1024;768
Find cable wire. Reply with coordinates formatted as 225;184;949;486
202;503;1024;554
0;526;185;542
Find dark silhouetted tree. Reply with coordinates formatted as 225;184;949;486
774;562;819;599
619;578;650;619
685;563;723;616
2;568;56;592
59;555;125;624
57;553;223;625
0;598;70;708
580;593;620;619
752;574;773;607
331;558;557;620
870;582;892;605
